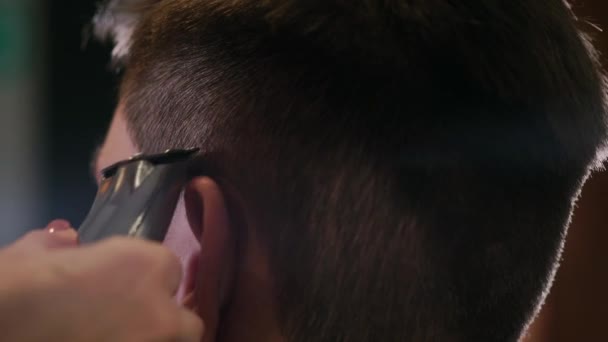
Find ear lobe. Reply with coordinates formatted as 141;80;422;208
184;177;236;342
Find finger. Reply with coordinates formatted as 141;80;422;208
47;228;79;248
178;309;205;342
99;238;183;295
154;245;183;295
127;240;182;295
15;228;78;251
45;219;72;231
134;241;183;295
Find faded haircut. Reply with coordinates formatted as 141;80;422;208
94;1;607;341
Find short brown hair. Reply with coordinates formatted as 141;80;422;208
96;1;607;340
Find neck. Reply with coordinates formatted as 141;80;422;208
218;232;284;342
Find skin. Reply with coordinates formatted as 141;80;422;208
95;105;284;342
0;224;203;341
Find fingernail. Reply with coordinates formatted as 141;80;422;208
46;219;72;231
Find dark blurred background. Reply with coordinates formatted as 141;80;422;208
0;0;116;243
0;0;606;340
46;1;116;226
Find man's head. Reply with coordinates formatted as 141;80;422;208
92;1;607;341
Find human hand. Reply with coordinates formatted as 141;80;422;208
0;222;203;341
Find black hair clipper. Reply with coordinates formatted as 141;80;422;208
78;148;199;244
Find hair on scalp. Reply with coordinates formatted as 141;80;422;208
93;0;160;62
93;0;409;60
94;1;607;341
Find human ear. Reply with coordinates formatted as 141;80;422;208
183;177;236;342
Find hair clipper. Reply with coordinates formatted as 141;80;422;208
78;148;199;244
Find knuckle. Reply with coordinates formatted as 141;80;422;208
99;238;181;283
189;313;205;339
102;238;151;260
157;246;181;272
98;236;131;251
152;306;183;338
165;310;204;341
156;248;183;288
96;238;155;270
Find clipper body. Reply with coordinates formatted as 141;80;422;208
78;149;198;244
